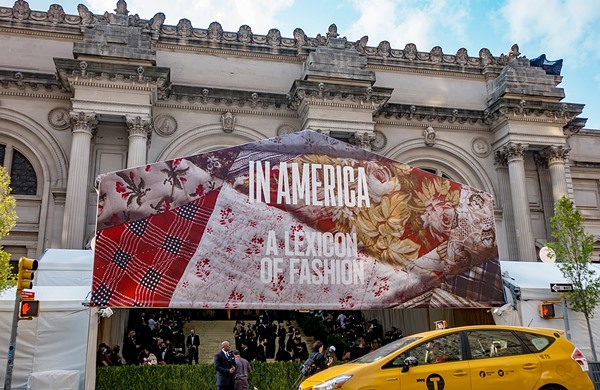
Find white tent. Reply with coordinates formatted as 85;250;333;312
0;250;93;390
498;260;600;360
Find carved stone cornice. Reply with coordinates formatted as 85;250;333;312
126;115;152;138
0;69;66;93
169;85;290;112
350;131;376;151
377;103;487;126
69;111;97;135
486;97;585;127
288;80;392;111
0;3;519;78
54;58;171;98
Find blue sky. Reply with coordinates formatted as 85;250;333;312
14;0;600;129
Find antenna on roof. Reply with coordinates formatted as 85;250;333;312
539;246;555;263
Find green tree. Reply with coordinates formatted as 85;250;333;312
0;165;17;293
546;195;600;361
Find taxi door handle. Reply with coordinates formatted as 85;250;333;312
386;378;398;381
523;363;538;370
453;370;469;377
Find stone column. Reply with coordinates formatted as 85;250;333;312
62;111;97;249
126;115;152;168
504;142;537;261
543;145;570;204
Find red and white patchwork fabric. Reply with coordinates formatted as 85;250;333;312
92;130;504;309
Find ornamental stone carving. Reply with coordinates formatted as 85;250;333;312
12;0;30;20
177;19;193;38
46;4;65;24
430;46;443;63
48;107;71;130
370;130;387;152
126;116;152;137
456;48;468;66
238;25;252;43
404;43;417;60
471;137;491;158
542;145;570;164
208;22;223;40
326;24;339;39
77;4;95;25
293;28;308;47
70;112;97;134
149;12;165;32
377;41;391;57
354;36;368;54
424;126;436;146
153;114;177;137
221;112;236;133
352;131;375;151
504;142;528;160
267;29;281;46
276;124;298;136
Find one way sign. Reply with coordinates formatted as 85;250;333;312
550;283;574;292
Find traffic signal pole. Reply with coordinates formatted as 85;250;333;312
4;257;38;390
4;290;21;390
561;293;571;340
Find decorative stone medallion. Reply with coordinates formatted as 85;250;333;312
472;137;491;157
371;130;387;151
276;124;298;136
153;114;177;137
47;107;71;130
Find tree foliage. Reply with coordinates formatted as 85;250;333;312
547;196;600;317
546;195;600;360
0;165;17;293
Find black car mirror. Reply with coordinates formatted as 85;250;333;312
402;356;418;372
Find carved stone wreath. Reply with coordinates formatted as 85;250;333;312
471;137;491;158
371;130;387;151
276;124;298;136
153;114;177;137
47;107;71;130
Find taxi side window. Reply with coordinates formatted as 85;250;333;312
467;330;526;359
515;331;555;352
403;333;462;365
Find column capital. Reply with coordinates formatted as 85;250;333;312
126;115;153;138
504;142;528;161
69;111;97;135
352;131;375;151
542;145;570;165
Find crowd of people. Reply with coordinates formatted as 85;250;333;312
96;309;186;366
96;309;403;369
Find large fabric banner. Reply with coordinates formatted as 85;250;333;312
92;130;503;309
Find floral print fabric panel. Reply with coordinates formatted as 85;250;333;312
93;130;503;308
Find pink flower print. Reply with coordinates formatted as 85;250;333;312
296;292;304;301
226;290;245;309
323;287;330;294
173;158;182;168
182;280;190;289
219;207;234;226
145;165;151;172
194;258;211;281
276;215;284;222
248;221;257;228
115;182;127;193
271;274;285;295
129;171;135;180
372;277;390;297
180;177;187;184
339;295;356;309
194;184;204;196
258;294;266;303
225;246;234;254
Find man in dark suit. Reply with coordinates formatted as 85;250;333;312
255;337;267;362
214;340;236;390
187;328;200;364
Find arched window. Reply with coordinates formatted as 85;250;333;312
0;143;38;195
419;167;454;181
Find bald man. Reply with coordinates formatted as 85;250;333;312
214;340;236;390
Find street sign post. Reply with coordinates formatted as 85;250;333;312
550;283;574;292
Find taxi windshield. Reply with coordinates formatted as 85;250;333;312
354;337;420;363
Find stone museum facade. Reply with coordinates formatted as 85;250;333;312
0;0;598;263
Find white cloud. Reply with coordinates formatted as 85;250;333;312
346;0;471;53
85;0;294;34
499;0;600;63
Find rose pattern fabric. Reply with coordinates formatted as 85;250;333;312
92;130;503;308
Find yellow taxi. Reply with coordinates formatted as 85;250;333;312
299;325;593;390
